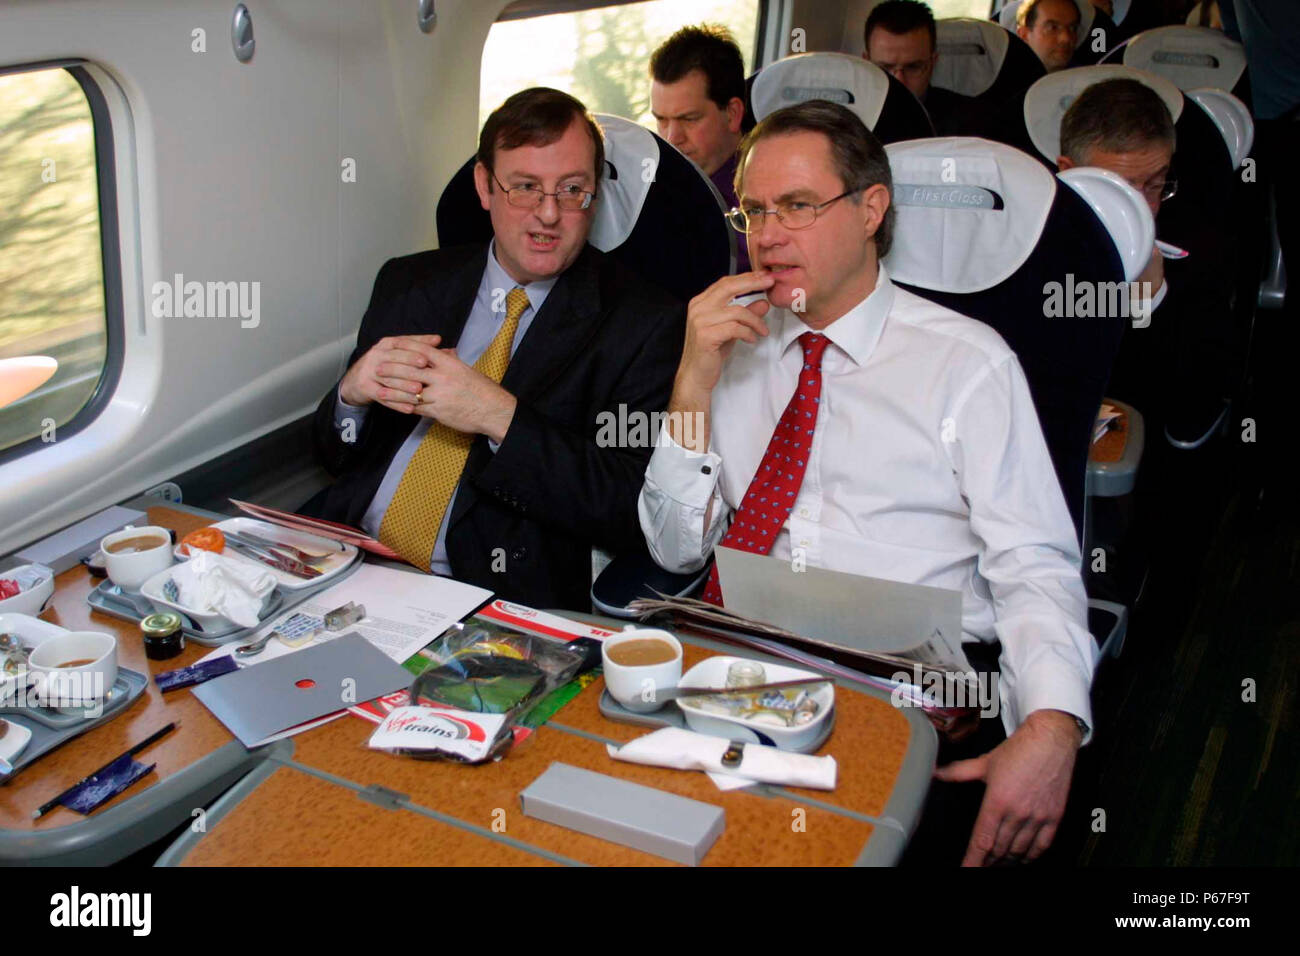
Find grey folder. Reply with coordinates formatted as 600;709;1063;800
713;546;969;668
193;633;412;747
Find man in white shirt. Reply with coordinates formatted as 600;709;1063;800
638;100;1097;865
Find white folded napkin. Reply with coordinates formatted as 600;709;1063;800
173;550;275;627
607;727;837;790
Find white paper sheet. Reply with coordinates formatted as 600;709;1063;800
198;564;491;744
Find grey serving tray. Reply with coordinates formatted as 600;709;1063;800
0;667;147;780
597;689;835;754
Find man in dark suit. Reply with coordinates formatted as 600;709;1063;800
863;1;986;136
304;88;684;610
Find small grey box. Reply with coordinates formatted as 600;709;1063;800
520;762;725;866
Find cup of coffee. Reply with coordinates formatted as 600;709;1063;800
601;627;682;713
27;631;118;716
100;525;173;591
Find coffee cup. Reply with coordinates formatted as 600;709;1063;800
601;627;682;713
27;631;118;715
100;525;173;591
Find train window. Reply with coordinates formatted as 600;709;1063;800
0;64;112;458
929;0;995;16
481;0;762;129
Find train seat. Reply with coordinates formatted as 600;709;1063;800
932;16;1045;112
884;135;1151;659
1107;24;1250;102
749;51;934;143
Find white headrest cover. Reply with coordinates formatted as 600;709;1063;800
1057;167;1154;281
1123;25;1247;92
589;115;657;253
997;0;1094;47
883;137;1057;293
1024;65;1183;162
1185;87;1254;168
933;18;1010;98
751;53;889;129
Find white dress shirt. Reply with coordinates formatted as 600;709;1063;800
334;241;556;574
639;264;1097;739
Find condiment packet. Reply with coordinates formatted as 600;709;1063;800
58;754;155;814
155;655;240;692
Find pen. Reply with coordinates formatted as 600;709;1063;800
33;721;179;819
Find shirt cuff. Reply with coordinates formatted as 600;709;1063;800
645;422;722;509
333;389;369;431
997;626;1095;746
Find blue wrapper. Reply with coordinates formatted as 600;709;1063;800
59;754;155;814
155;655;240;692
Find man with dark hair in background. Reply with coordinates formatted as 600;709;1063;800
1058;77;1235;449
641;99;1097;866
650;24;751;270
305;87;684;610
864;0;980;135
1017;0;1081;72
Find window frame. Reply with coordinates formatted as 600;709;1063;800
0;60;124;468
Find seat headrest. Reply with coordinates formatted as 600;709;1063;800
1122;25;1248;93
1023;64;1183;162
883;137;1057;293
933;18;1011;98
587;115;658;253
1184;87;1254;168
434;114;733;302
751;52;891;129
1057;166;1154;281
996;0;1094;48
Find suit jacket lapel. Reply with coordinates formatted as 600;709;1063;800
500;244;604;401
420;244;488;345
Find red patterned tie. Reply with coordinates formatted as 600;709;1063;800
701;331;830;606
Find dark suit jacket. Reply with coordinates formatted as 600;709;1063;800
923;86;994;137
303;242;685;611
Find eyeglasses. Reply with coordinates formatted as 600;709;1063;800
1140;178;1178;203
875;59;932;79
492;172;594;211
726;188;861;234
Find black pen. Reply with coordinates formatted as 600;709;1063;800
33;721;179;819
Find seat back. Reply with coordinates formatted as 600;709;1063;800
883;137;1152;536
750;52;934;142
435;114;734;302
1119;25;1249;100
995;0;1120;68
933;17;1045;107
1019;65;1236;251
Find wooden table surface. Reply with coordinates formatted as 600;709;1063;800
178;642;923;867
0;506;241;834
3;505;931;865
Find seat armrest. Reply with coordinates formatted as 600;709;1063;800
1088;598;1128;662
590;547;710;618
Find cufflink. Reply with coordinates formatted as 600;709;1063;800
701;465;712;475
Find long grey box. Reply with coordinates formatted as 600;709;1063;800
520;762;725;865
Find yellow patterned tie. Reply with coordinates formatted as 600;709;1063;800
379;286;529;570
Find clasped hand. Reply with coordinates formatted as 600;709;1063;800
339;334;517;443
